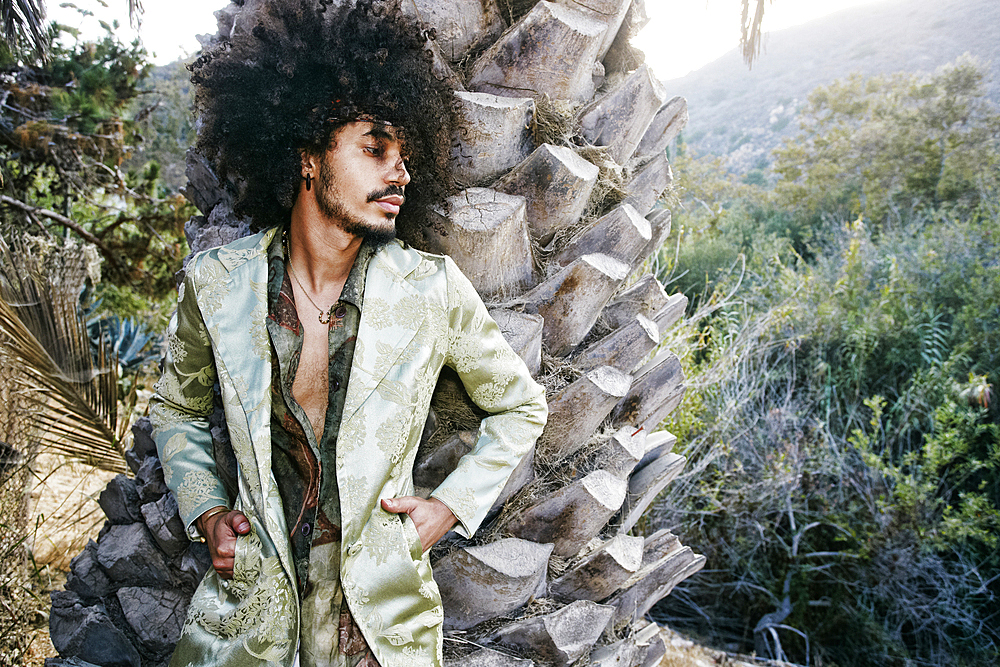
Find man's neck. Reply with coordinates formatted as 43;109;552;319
287;206;363;292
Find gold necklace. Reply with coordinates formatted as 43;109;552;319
284;232;337;324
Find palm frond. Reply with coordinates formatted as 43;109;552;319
740;0;771;68
1;0;47;56
0;236;126;473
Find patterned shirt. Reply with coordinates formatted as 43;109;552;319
265;229;377;666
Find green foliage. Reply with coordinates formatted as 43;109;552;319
1;21;192;309
772;57;1000;227
649;59;1000;666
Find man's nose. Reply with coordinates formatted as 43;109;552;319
390;156;410;186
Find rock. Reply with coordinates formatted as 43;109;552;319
178;542;212;590
603;426;645;479
589;635;647;667
506;469;627;557
97;475;142;525
402;0;504;62
65;540;112;602
601;275;669;330
573;313;658;374
413;431;476;490
184;208;251;257
437;538;553;630
577;64;667;164
141;493;188;558
134;456;169;504
552;204;650;269
610;545;705;624
620;451;686;532
96;523;172;587
635;96;689;161
623;152;672;217
130;417;157;460
467;2;606;103
44;658;103;667
451;92;535;186
522;253;631;356
180;149;231;217
494;144;599;245
490;308;544;376
493;599;614;667
447;647;533;666
116;586;189;655
541;366;632;462
611;351;685;433
637;430;676;470
549;534;643;601
422;188;534;297
49;591;141;667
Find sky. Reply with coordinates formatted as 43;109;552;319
50;0;884;78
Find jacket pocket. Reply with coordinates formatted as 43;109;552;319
399;513;423;561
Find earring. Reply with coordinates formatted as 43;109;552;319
304;173;313;191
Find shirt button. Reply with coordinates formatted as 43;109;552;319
335;305;347;319
331;379;340;391
301;523;311;536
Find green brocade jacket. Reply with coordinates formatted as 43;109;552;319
149;228;548;667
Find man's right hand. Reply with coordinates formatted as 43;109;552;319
197;507;252;579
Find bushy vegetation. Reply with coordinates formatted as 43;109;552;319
650;60;1000;666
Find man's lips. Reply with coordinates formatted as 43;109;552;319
373;194;404;215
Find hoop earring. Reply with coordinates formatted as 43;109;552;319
304;173;313;191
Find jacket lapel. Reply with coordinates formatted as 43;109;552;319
341;242;427;426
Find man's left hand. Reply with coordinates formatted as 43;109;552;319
381;496;457;553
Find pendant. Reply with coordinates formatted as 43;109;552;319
318;309;333;324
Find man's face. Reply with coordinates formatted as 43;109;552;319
314;121;411;244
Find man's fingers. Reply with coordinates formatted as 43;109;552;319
226;510;252;535
381;496;419;514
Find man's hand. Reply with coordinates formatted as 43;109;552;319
381;496;457;553
197;506;252;579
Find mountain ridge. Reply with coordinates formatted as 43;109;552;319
662;0;1000;173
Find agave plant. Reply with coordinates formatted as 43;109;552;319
0;234;127;473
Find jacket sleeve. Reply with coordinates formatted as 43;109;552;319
149;266;230;540
429;257;548;538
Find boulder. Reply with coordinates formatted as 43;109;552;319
577;64;667;164
141;493;189;558
436;538;553;630
450;92;535;186
541;366;632;462
97;475;142;525
423;188;534;297
506;469;626;557
49;591;141;667
65;540;111;602
493;600;614;667
467;2;606;103
116;586;189;655
96;523;172;587
134;456;169;504
552;204;650;269
549;534;643;601
522;253;631;356
494;144;598;245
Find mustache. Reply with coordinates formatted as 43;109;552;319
367;185;405;203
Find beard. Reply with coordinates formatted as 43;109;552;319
315;163;399;246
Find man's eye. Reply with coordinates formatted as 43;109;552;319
364;145;383;156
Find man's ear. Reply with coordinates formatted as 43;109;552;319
300;149;318;177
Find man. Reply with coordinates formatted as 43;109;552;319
150;2;547;666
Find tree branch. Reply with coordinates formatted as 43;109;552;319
0;195;123;269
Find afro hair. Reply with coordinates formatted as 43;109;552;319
189;0;456;234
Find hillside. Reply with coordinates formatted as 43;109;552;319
664;0;1000;172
